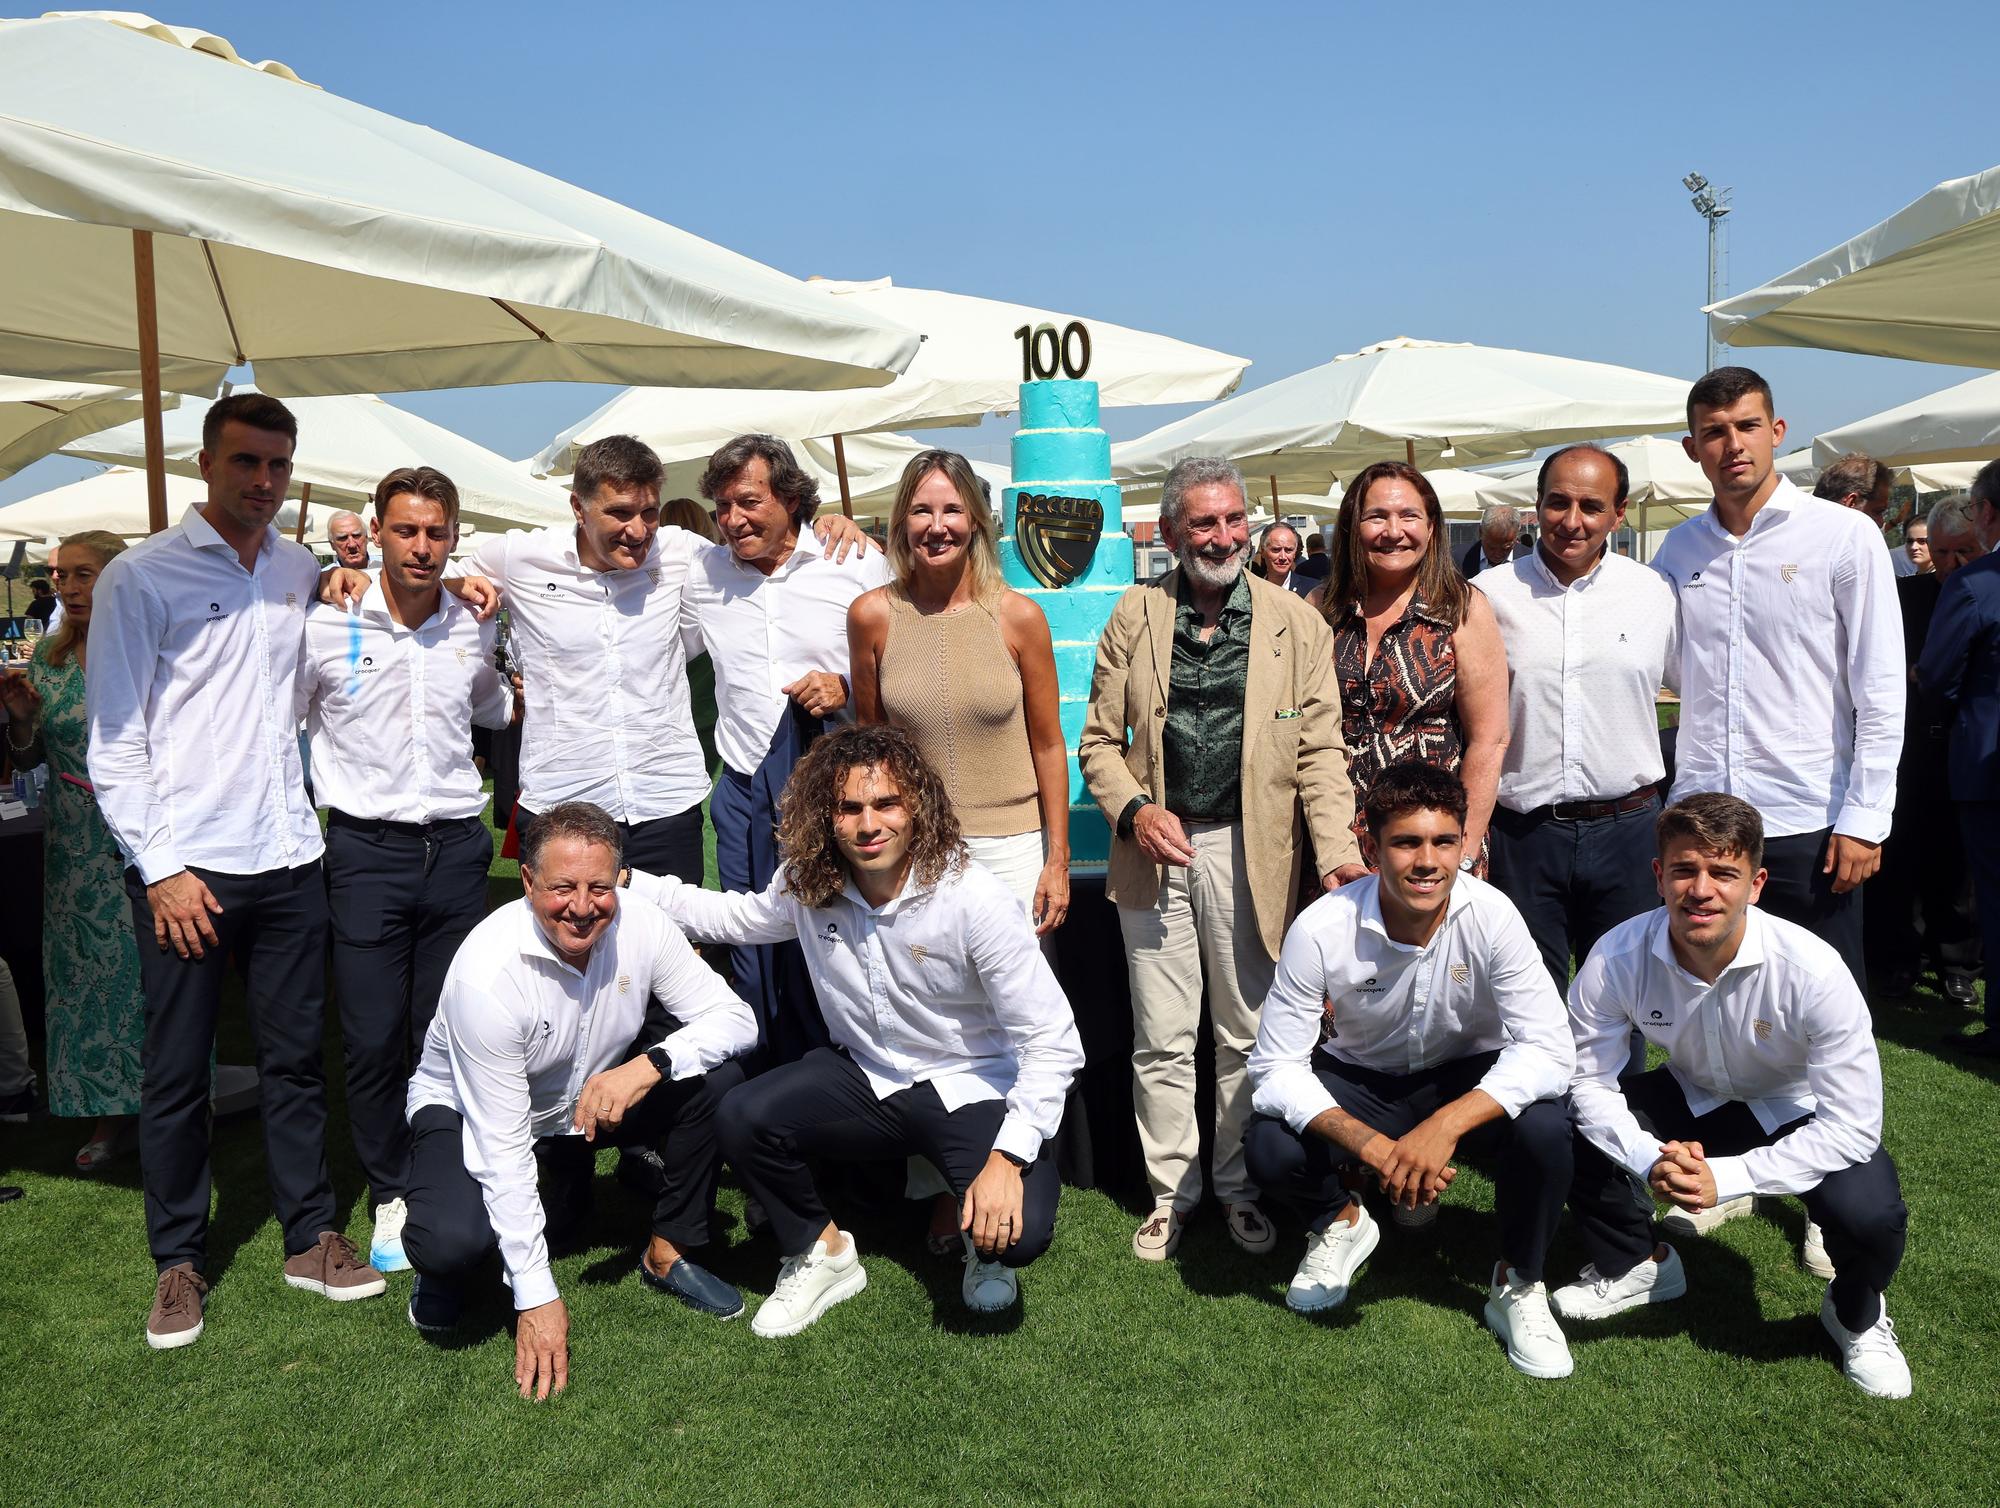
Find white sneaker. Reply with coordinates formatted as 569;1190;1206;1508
1659;1194;1754;1237
369;1197;410;1275
1820;1291;1911;1399
961;1235;1018;1313
1802;1219;1836;1279
1551;1245;1688;1321
1286;1205;1379;1313
1390;1198;1439;1231
751;1232;868;1338
1483;1265;1574;1379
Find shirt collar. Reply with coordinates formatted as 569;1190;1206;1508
1648;903;1768;982
1696;474;1804;541
561;526;659;574
515;897;613;979
1354;871;1472;951
1176;568;1253;624
725;540;810;581
180;503;274;561
1527;542;1609;591
356;576;450;632
840;862;939;918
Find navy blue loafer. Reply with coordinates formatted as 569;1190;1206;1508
639;1254;744;1320
407;1273;463;1335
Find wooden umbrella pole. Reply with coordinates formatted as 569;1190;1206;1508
1268;473;1278;509
294;480;313;544
832;432;854;519
1404;438;1417;467
132;229;169;535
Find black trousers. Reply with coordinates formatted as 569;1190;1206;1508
517;802;703;885
1866;767;1979;985
1961;802;2000;1031
717;1046;1060;1265
1241;1051;1573;1284
126;861;335;1270
1567;1066;1907;1331
401;1054;748;1289
324;812;494;1205
1490;796;1659;1072
1758;827;1866;995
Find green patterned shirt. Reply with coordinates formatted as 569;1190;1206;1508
1163;571;1253;821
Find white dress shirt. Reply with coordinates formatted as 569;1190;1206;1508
85;505;324;883
1568;905;1884;1205
1477;548;1678;811
682;543;890;775
1650;480;1904;841
297;580;512;822
1248;873;1573;1134
451;524;708;821
630;861;1083;1162
406;897;757;1310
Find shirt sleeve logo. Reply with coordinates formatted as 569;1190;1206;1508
908;943;929;962
618;973;630;993
1753;1018;1772;1041
821;921;840;942
1449;963;1470;985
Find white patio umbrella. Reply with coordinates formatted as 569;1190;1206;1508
1110;338;1690;490
1810;371;2000;471
0;375;169;479
0;13;921;529
1472;436;1711;558
1707;166;2000;367
63;388;571;534
1776;449;1821;488
0;465;339;545
529;276;1249;513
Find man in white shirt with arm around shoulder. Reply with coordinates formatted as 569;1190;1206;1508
1652;367;1904;992
682;434;890;1064
628;724;1084;1337
87;393;385;1352
298;465;514;1275
1245;760;1578;1379
1553;793;1911;1399
400;801;758;1398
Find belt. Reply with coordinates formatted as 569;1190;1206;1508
327;809;485;839
1543;785;1659;823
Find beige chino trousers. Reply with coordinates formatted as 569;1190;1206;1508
1118;821;1275;1210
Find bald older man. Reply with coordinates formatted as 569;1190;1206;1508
326;510;372;570
1460;504;1527;579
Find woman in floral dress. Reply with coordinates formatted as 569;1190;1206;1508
1309;461;1510;875
0;530;146;1170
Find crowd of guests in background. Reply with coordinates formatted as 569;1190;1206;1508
5;364;1997;1405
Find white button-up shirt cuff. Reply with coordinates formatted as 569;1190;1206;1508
509;1263;559;1312
1706;1154;1755;1207
993;1114;1044;1165
1832;802;1893;844
134;844;185;886
1474;1066;1543;1122
1276;1074;1339;1137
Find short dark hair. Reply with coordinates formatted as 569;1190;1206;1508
202;392;297;453
1970;457;2000;514
572;434;663;504
1656;792;1763;871
520;800;624;873
1305;535;1326;556
699;433;821;524
28;578;50;594
372;465;461;530
1812;453;1889;506
1363;760;1468;839
1538;444;1630;508
1685;366;1774;432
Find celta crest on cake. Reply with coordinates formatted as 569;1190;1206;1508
998;376;1134;866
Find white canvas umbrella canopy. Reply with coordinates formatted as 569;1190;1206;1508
0;374;168;479
0;12;921;527
1810;371;2000;470
0;465;339;544
1707;166;2000;366
528;276;1250;502
1473;436;1710;558
1110;338;1690;491
62;388;571;532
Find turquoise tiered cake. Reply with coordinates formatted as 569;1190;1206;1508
997;379;1134;867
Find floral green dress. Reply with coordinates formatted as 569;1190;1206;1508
27;641;144;1116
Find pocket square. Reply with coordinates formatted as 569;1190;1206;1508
1274;707;1302;720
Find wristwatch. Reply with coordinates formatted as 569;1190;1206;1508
644;1045;673;1080
998;1149;1031;1170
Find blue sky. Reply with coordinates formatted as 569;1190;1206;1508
4;0;1991;507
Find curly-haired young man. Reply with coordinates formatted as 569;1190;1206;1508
627;724;1084;1337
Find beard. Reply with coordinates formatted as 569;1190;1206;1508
1178;540;1250;592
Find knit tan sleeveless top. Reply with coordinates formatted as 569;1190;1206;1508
877;594;1040;836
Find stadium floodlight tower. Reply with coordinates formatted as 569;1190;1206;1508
1684;172;1733;372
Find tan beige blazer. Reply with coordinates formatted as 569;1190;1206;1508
1079;567;1359;961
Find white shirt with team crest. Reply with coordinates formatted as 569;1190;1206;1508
1568;904;1884;1204
85;504;324;882
406;897;757;1310
1248;872;1573;1134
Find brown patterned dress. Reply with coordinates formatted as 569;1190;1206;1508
1330;595;1479;866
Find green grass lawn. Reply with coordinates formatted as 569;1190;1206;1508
4;724;1996;1503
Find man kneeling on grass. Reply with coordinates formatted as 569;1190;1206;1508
399;801;758;1399
1244;761;1579;1378
628;724;1084;1337
1554;793;1912;1398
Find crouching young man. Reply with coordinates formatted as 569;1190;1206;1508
400;802;758;1398
628;725;1084;1337
1244;762;1579;1378
1554;793;1912;1398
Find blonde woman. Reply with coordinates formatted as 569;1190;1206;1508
0;531;147;1170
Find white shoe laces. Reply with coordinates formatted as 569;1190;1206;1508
374;1198;407;1238
1504;1280;1563;1342
770;1249;825;1306
1847;1313;1901;1358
